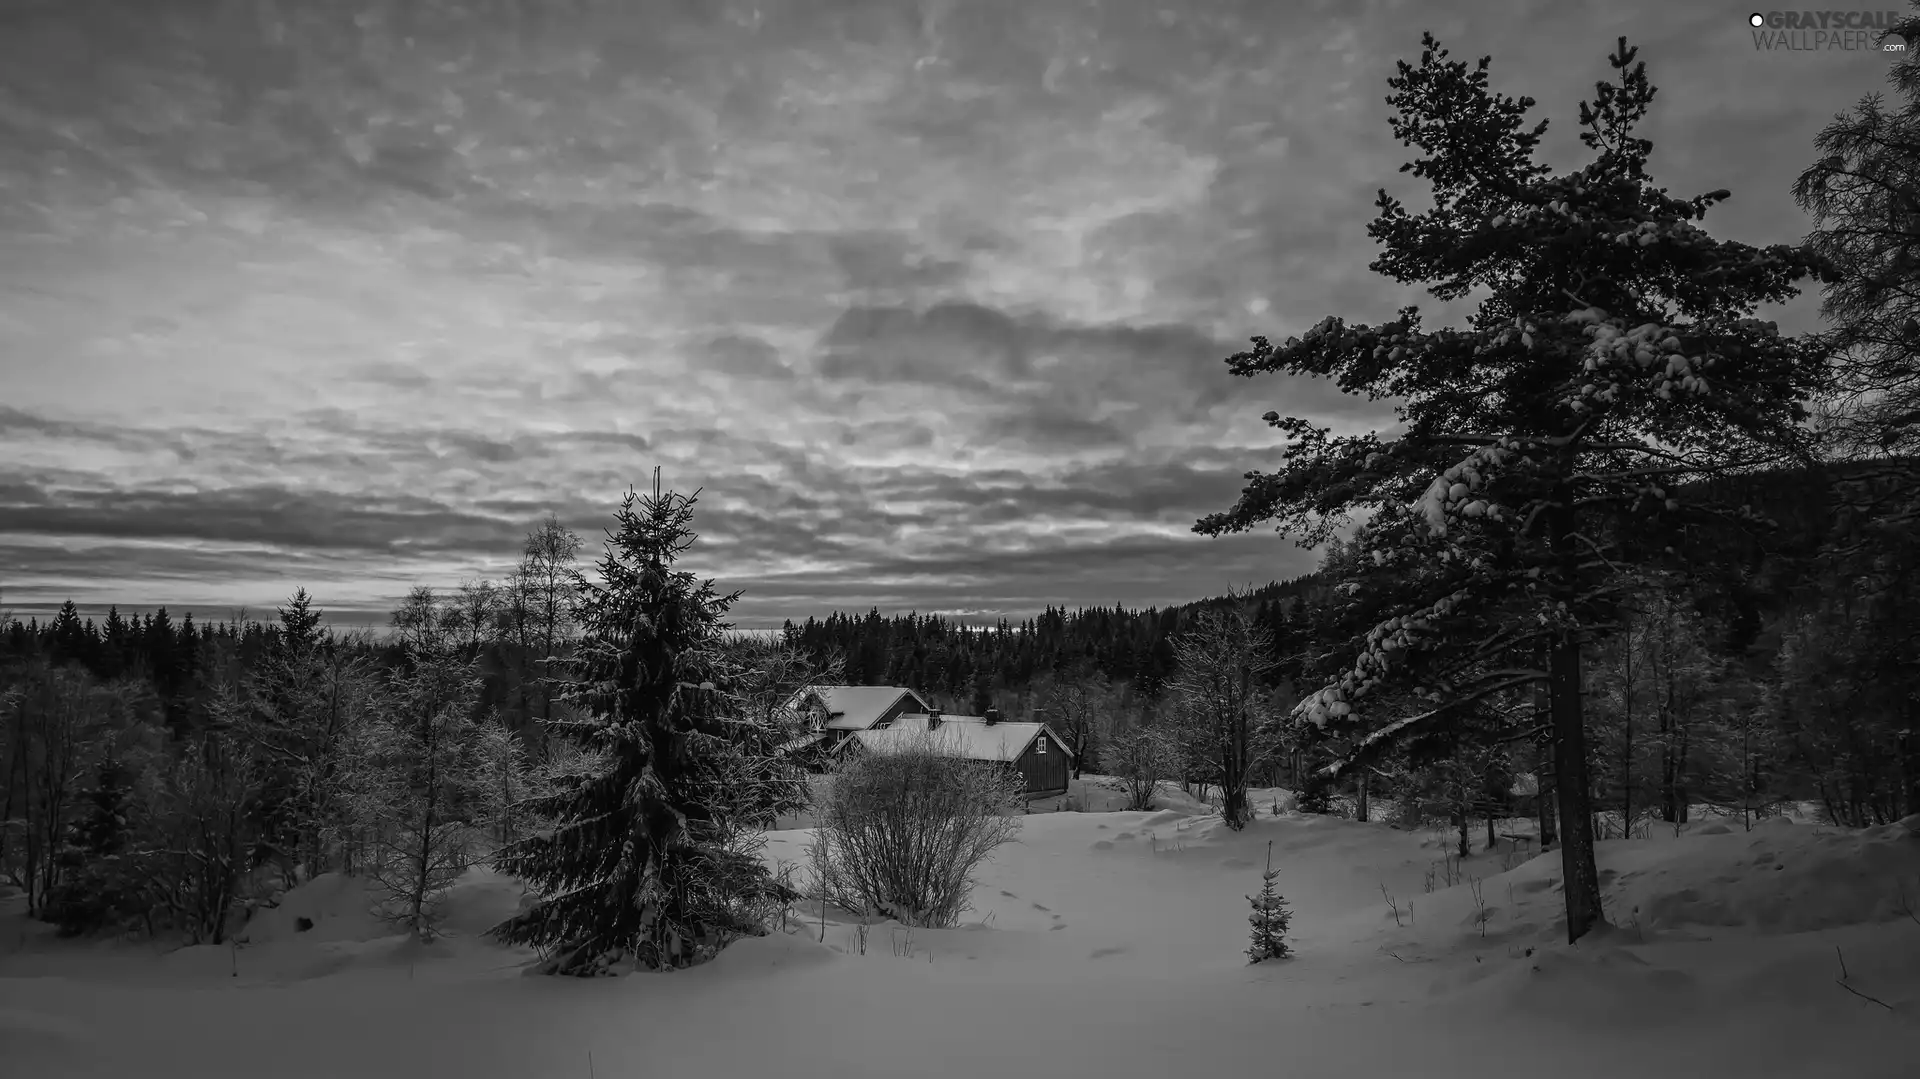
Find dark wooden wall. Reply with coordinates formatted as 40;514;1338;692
1015;734;1070;796
875;693;925;726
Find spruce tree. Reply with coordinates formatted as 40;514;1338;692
1196;36;1826;942
47;758;141;936
490;476;807;973
1246;840;1293;962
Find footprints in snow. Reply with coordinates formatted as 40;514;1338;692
1032;901;1067;926
997;889;1067;930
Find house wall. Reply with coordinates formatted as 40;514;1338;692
1014;733;1070;797
872;693;926;728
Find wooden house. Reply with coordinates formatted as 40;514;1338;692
780;685;933;757
830;707;1073;799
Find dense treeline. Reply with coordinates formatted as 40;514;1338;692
776;575;1325;706
0;517;594;941
0;587;530;939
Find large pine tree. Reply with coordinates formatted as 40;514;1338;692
491;477;807;973
1196;36;1825;942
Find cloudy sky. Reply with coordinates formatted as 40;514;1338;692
0;0;1902;629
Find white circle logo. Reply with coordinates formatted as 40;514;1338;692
1748;12;1764;26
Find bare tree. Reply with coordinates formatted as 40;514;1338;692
1166;597;1283;829
522;516;580;660
147;685;261;945
391;585;460;653
3;662;111;914
719;633;843;734
477;712;534;849
1036;662;1113;779
351;600;503;940
452;578;502;657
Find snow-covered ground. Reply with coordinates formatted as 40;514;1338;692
5;799;1919;1078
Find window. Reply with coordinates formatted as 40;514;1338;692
1036;737;1046;754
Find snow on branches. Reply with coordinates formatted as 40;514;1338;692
1297;583;1476;729
1410;442;1519;536
1560;306;1788;411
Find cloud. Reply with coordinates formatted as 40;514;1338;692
0;0;1885;627
700;334;795;381
0;482;521;555
815;302;1035;390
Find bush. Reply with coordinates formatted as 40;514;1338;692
1296;773;1334;815
1107;726;1173;812
808;731;1024;928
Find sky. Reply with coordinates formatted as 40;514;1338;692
0;0;1906;630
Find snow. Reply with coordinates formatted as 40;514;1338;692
5;801;1918;1077
847;712;1056;762
791;685;931;731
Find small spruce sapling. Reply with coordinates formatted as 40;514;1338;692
1247;839;1294;963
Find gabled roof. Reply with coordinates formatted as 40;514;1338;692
787;685;930;731
834;713;1068;763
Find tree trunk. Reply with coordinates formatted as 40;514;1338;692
1356;770;1371;823
1672;723;1691;826
1619;624;1635;838
1902;726;1920;820
1657;598;1683;824
1549;487;1605;943
1536;695;1557;853
1221;784;1248;829
1550;633;1606;942
1219;666;1252;830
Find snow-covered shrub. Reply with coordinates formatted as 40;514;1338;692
808;731;1023;928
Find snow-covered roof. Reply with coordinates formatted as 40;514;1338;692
836;713;1067;763
786;685;930;731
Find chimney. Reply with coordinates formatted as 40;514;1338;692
927;707;941;731
984;707;1001;726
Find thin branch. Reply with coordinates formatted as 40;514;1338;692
1833;945;1895;1011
